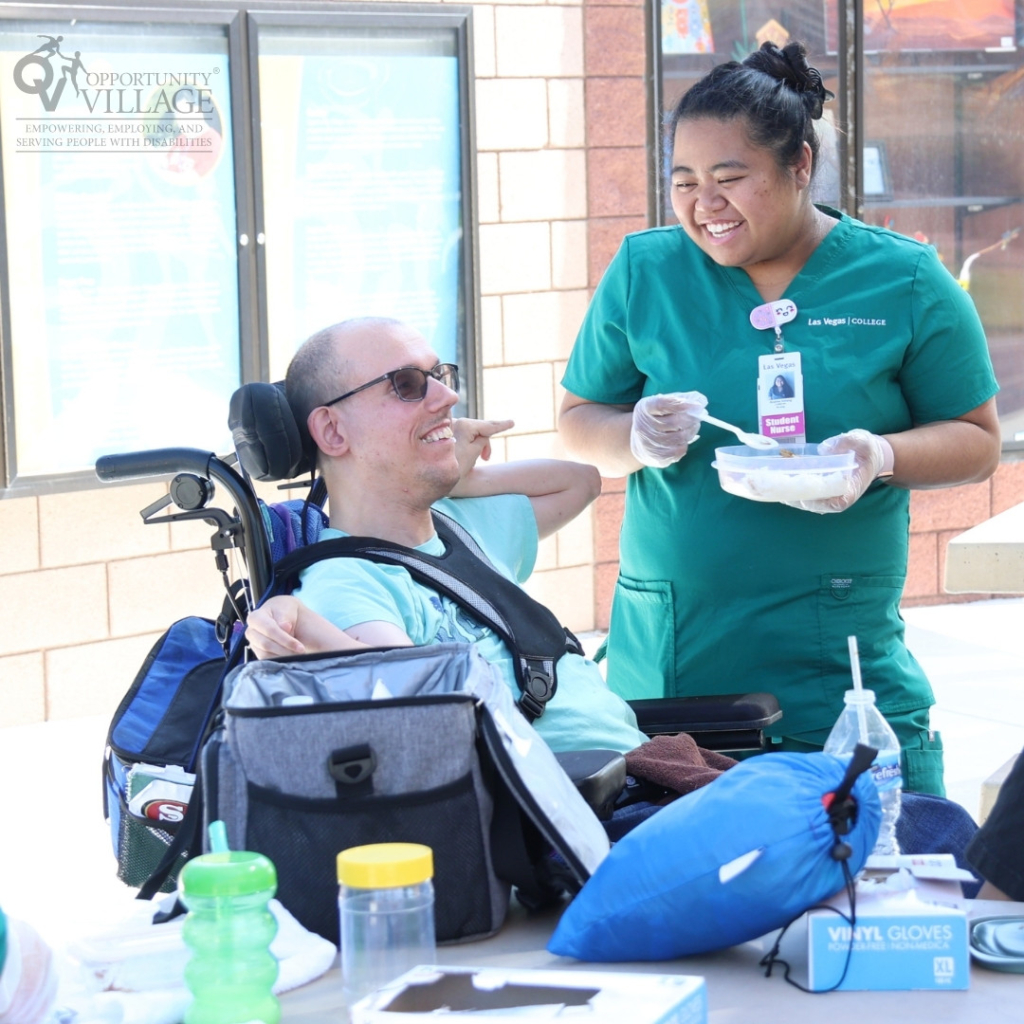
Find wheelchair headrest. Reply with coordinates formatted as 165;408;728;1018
228;381;313;482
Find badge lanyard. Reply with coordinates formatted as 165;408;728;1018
750;300;806;443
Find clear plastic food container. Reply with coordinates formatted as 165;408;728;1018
712;444;857;504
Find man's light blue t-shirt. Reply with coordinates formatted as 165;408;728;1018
295;494;646;754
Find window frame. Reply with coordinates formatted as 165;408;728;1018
0;0;478;497
244;5;479;403
651;0;1024;459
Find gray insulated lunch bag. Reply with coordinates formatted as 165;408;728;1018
201;642;610;945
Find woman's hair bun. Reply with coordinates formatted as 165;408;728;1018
745;40;833;120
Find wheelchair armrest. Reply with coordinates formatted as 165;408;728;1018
554;749;627;821
628;692;782;753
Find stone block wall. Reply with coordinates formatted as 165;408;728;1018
0;485;228;726
472;0;598;633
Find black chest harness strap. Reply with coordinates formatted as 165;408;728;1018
268;511;584;722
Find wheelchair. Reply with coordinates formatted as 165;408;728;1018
96;381;781;819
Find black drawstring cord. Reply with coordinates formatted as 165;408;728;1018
759;743;877;992
759;857;858;992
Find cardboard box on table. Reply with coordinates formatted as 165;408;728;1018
350;965;707;1023
803;855;972;992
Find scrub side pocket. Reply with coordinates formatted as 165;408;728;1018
606;576;675;701
898;722;945;797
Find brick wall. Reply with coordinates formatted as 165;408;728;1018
904;461;1024;606
584;0;649;287
581;0;649;630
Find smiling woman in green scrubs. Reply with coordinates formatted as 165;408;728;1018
559;41;1001;795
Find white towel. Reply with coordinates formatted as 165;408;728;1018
52;898;336;1023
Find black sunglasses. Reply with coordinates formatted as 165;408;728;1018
323;363;460;406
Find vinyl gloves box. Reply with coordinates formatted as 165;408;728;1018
349;965;707;1023
805;855;972;992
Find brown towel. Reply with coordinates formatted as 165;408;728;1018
625;733;738;797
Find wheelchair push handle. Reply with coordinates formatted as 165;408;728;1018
96;447;218;482
95;447;273;601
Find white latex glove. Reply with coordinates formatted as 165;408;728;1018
629;392;708;468
784;429;892;514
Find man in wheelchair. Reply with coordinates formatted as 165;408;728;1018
245;316;650;757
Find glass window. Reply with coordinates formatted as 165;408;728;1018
0;19;240;483
0;3;477;495
657;0;1024;447
857;1;1023;444
253;18;472;399
658;1;840;222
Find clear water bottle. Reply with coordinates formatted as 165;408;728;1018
337;843;436;1008
179;850;280;1024
824;687;902;856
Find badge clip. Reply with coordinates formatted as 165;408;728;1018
750;300;797;355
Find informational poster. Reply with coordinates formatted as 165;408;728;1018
661;0;714;56
0;22;240;479
258;30;463;380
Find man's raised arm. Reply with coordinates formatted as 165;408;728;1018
449;417;601;539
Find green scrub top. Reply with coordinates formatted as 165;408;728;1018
562;209;998;738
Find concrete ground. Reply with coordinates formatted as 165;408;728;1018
901;597;1024;817
1;597;1022;953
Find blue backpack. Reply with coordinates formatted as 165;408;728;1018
103;500;326;896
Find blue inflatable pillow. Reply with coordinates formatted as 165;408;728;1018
548;752;880;961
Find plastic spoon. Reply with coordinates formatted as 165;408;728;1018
697;411;779;450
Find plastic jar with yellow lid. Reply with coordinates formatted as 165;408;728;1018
337;842;436;1006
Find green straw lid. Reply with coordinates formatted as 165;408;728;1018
180;850;277;898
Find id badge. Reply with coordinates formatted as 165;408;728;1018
757;352;805;443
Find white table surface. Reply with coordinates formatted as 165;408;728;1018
280;898;1024;1024
945;500;1024;594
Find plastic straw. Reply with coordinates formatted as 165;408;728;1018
847;635;869;743
208;820;230;853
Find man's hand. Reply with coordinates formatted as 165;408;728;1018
451;417;514;495
629;392;708;468
246;596;307;658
